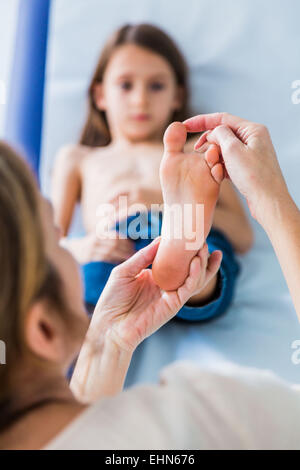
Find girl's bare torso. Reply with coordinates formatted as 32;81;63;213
78;142;172;232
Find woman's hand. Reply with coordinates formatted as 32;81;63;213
91;237;222;352
184;113;290;227
71;236;221;402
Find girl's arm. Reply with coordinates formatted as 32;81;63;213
213;179;254;254
51;144;83;236
52;146;136;265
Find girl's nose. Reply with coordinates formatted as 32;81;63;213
131;85;148;107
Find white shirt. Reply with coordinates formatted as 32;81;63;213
44;361;300;450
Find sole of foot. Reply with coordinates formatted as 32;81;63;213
152;122;224;291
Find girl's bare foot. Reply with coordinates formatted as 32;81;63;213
152;122;224;291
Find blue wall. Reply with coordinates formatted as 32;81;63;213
5;0;51;180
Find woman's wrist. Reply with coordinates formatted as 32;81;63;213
259;185;295;236
257;188;300;321
71;312;134;403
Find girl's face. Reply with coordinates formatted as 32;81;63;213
95;44;183;143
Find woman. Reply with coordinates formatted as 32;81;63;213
1;113;300;450
0;140;221;449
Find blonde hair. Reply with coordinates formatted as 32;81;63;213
0;142;83;420
0;142;46;362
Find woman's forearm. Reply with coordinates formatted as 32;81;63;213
70;307;133;403
263;191;300;321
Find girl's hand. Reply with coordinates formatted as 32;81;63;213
91;237;222;352
61;233;135;264
87;232;136;264
107;186;163;216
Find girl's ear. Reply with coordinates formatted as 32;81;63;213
173;86;185;111
93;83;106;111
24;300;67;364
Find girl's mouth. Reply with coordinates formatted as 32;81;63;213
131;114;151;121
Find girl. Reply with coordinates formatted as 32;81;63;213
52;23;253;321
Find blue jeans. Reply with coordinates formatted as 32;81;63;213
81;211;240;322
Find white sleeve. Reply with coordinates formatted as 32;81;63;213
44;360;300;450
158;360;300;449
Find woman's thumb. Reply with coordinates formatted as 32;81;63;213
206;125;243;156
116;237;161;278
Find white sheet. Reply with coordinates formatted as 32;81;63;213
41;0;300;385
45;361;300;450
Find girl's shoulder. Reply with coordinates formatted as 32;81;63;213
55;143;92;161
54;143;95;173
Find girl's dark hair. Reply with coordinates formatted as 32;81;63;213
80;23;191;147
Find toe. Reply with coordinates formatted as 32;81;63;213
194;142;210;153
163;122;187;153
211;163;224;184
205;144;220;169
194;131;211;150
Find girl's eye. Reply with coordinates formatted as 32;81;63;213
120;81;132;91
150;82;165;91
